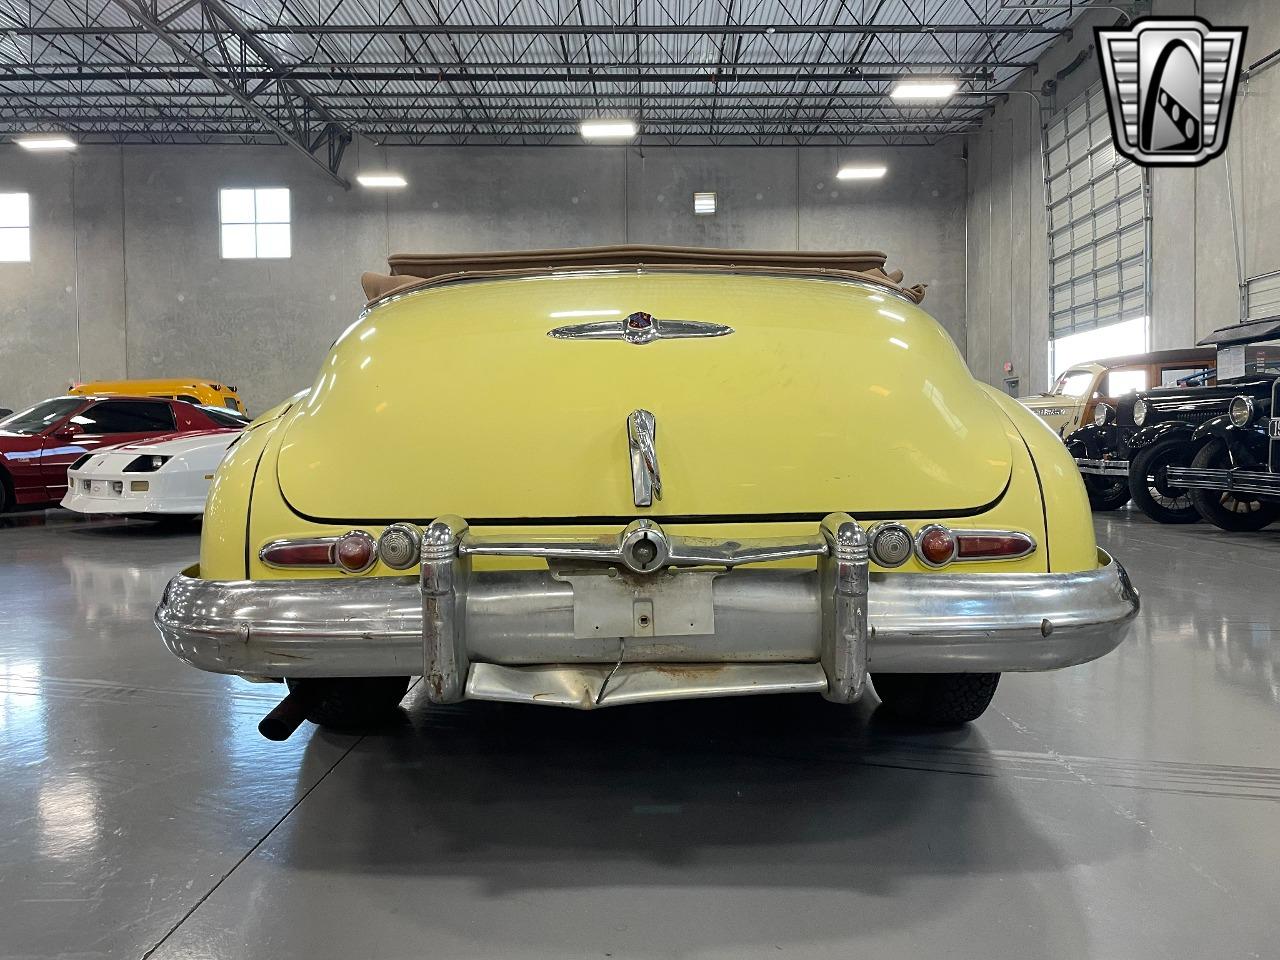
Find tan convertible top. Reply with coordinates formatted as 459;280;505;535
360;244;925;306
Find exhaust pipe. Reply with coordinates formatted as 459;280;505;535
258;687;314;741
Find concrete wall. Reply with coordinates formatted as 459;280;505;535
0;142;965;413
965;0;1280;392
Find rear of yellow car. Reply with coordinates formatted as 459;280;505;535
157;267;1138;738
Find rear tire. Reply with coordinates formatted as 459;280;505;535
1128;439;1199;523
285;676;411;730
872;672;1000;725
1189;439;1280;532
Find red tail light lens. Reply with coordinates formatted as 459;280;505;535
260;541;335;567
955;532;1035;560
259;530;377;573
335;531;377;572
915;525;957;567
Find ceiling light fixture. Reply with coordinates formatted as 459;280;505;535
356;173;407;188
580;119;638;140
836;165;887;180
889;80;959;101
16;135;76;152
693;192;717;215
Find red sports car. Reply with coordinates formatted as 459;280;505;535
0;395;243;513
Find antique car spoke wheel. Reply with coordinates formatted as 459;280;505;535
871;672;1000;725
284;676;411;731
1067;440;1130;511
1189;439;1280;532
1128;439;1199;523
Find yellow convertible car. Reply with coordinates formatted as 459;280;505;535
155;245;1139;739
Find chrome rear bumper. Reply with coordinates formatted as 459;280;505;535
156;515;1139;709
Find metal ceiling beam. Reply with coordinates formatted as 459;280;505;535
6;22;1068;36
0;68;993;83
0;59;1038;71
0;90;1003;101
99;0;350;187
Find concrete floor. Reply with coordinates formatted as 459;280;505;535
2;509;1278;960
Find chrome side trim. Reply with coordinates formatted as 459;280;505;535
1165;466;1280;497
1076;457;1131;477
626;408;662;506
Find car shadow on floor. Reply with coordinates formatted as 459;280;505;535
276;689;1141;915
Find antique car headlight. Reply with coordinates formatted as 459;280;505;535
1132;398;1148;426
1228;395;1255;427
124;454;171;472
1093;403;1114;426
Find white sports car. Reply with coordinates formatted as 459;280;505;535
62;426;243;518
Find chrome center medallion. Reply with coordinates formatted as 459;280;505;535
549;312;733;345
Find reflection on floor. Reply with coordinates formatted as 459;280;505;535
1;507;1279;959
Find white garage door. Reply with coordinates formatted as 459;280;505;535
1044;83;1150;379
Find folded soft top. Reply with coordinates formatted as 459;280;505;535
361;244;925;305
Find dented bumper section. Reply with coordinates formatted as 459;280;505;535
155;514;1139;710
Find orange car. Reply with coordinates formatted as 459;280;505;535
70;378;246;414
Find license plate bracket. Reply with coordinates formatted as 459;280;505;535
553;567;719;640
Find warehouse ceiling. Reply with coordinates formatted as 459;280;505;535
2;0;1098;178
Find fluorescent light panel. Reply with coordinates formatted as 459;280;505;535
889;80;958;100
16;136;76;151
580;119;637;139
836;165;887;180
693;192;717;215
356;173;407;188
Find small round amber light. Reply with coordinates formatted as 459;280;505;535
335;531;377;573
916;525;957;568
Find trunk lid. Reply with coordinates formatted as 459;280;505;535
276;273;1013;521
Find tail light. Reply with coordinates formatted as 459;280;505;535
913;526;1036;567
334;531;377;572
260;530;377;573
955;531;1036;560
915;525;957;567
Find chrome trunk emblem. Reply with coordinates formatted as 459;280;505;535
550;312;733;345
627;409;662;507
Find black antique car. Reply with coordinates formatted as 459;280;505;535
1069;318;1280;527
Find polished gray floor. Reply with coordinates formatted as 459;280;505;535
2;508;1278;960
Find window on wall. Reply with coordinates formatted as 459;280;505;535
1044;84;1149;386
219;188;290;259
0;193;31;262
1048;316;1148;381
